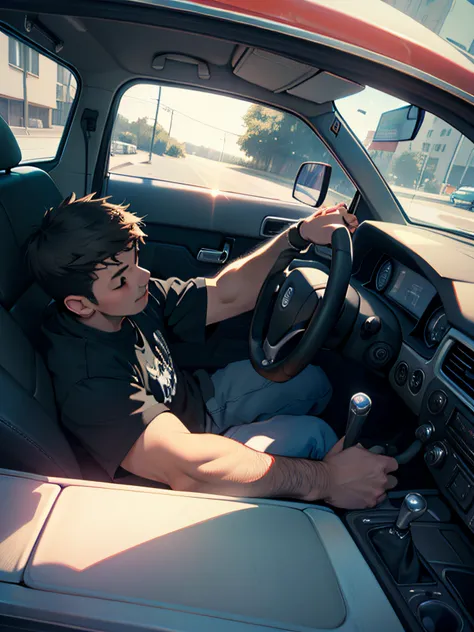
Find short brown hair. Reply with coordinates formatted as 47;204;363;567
26;193;146;304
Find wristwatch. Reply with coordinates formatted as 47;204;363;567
287;219;311;251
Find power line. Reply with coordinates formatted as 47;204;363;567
120;94;242;137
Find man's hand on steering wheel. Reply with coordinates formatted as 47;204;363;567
299;202;359;245
250;202;359;382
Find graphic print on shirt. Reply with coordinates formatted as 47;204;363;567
146;330;177;404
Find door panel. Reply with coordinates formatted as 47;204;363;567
106;174;309;279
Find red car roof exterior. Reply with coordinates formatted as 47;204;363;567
188;0;474;97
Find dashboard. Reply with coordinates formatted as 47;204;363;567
350;221;474;533
375;258;448;348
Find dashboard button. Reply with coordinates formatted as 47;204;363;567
361;316;381;339
409;369;425;395
424;442;447;468
427;390;448;415
448;470;474;510
394;362;409;386
369;343;391;366
415;422;434;443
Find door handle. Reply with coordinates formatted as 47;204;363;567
197;241;231;264
260;216;297;237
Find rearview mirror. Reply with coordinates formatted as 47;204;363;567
373;104;424;142
293;162;332;207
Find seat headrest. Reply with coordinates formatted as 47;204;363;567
0;115;22;171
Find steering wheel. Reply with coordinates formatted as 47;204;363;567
249;226;353;382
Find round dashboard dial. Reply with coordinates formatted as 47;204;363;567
376;260;393;292
424;308;448;348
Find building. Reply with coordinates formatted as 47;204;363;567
388;113;474;191
382;0;454;34
0;32;75;129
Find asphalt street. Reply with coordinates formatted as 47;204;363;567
113;154;474;236
12;131;474;236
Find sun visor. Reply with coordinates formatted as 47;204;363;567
232;46;364;104
287;71;364;103
232;46;317;92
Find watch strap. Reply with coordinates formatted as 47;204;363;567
287;220;311;251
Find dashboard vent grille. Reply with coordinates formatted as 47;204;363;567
442;342;474;401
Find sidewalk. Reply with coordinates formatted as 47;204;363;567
11;125;66;138
391;184;451;206
109;149;149;171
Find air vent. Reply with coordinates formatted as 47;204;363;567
442;341;474;401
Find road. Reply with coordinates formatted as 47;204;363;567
11;130;474;236
113;154;474;236
112;154;353;206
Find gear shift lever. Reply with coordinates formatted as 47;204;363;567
342;393;423;464
343;393;372;450
394;493;428;534
372;493;428;584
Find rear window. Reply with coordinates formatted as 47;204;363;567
108;83;356;206
0;29;77;162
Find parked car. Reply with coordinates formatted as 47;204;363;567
451;185;474;209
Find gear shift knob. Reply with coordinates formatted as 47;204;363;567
395;493;428;531
343;393;372;450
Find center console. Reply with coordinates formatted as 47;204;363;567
346;493;474;632
344;327;474;632
0;468;403;632
421;331;474;534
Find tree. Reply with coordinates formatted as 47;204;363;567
118;131;137;145
392;151;423;187
153;131;168;156
112;114;181;156
113;114;132;139
165;143;185;158
238;105;284;171
237;104;350;193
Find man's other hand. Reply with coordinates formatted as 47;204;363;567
299;203;359;246
321;438;398;509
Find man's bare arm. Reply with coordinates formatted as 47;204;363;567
121;412;398;508
205;203;358;325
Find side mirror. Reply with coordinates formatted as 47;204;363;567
293;162;332;207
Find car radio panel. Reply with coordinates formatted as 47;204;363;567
420;374;474;532
448;410;474;463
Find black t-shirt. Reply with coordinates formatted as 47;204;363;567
42;278;208;478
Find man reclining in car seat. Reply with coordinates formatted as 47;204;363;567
27;193;398;508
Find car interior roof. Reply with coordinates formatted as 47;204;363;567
0;11;364;118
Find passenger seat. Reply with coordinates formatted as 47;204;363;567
0;115;83;478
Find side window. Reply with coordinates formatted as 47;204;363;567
108;84;356;207
1;29;77;161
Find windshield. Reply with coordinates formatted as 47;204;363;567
337;87;474;238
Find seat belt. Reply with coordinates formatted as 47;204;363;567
80;109;99;195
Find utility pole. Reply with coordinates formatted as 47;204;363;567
167;109;174;147
148;86;161;163
458;146;474;187
22;44;29;132
219;133;226;162
443;131;463;187
416;143;434;190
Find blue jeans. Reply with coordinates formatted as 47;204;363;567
204;360;337;460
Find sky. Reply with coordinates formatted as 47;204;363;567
117;83;405;156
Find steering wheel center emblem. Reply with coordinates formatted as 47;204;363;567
281;286;294;309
